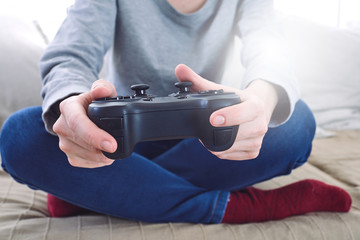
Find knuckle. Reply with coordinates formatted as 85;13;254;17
248;140;262;150
68;154;113;168
215;152;225;159
58;140;70;153
53;120;69;137
52;120;62;134
100;155;114;166
246;151;259;160
58;101;66;114
259;124;268;135
67;114;82;133
258;124;268;136
58;97;72;113
250;124;268;137
67;158;82;168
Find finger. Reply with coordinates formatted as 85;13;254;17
67;155;114;168
68;112;117;153
229;136;263;153
175;64;232;92
60;96;117;153
59;137;114;168
234;120;268;143
56;108;112;153
91;79;117;99
58;117;115;154
210;122;265;161
210;91;267;128
53;114;72;138
211;134;261;155
212;150;260;161
209;101;256;127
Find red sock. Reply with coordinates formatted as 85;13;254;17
222;179;352;223
47;194;90;217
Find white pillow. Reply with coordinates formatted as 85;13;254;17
282;16;360;130
223;15;360;131
0;15;45;128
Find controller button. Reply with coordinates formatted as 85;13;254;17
214;128;233;147
131;84;149;96
175;81;192;93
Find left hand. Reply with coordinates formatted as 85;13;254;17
175;64;279;160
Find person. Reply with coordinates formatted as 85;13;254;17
0;0;351;223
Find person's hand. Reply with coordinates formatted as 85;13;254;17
175;64;279;160
53;79;118;168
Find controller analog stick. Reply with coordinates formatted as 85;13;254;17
175;82;192;93
131;84;149;96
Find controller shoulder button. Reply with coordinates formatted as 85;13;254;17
214;128;233;147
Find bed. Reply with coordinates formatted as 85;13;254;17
1;14;359;240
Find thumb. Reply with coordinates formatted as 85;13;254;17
175;64;221;92
91;79;117;100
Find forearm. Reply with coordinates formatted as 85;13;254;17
40;0;117;134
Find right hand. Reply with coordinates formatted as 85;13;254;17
53;79;118;168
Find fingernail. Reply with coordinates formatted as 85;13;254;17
213;115;225;125
101;141;114;152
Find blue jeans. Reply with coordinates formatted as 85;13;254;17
0;100;315;223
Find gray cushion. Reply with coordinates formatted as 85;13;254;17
0;15;44;128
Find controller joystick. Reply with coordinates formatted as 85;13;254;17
88;82;241;159
131;84;149;96
175;82;192;93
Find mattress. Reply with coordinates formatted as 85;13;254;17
0;130;359;240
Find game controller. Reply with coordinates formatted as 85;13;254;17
87;82;241;159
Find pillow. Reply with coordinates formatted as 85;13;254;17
281;16;360;130
223;15;360;131
0;15;45;128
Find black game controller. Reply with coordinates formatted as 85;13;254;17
87;82;241;159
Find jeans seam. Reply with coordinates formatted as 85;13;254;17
209;191;229;223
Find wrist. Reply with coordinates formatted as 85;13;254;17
245;79;279;123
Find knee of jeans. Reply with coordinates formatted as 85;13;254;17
1;111;24;175
0;107;42;180
290;101;317;169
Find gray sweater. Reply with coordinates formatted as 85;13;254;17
40;0;299;134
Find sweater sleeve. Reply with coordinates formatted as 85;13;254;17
237;0;300;126
40;0;117;134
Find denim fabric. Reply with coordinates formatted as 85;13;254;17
0;100;315;223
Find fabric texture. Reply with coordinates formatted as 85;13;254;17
222;179;352;223
1;5;360;240
0;99;315;223
0;131;359;239
40;0;300;134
